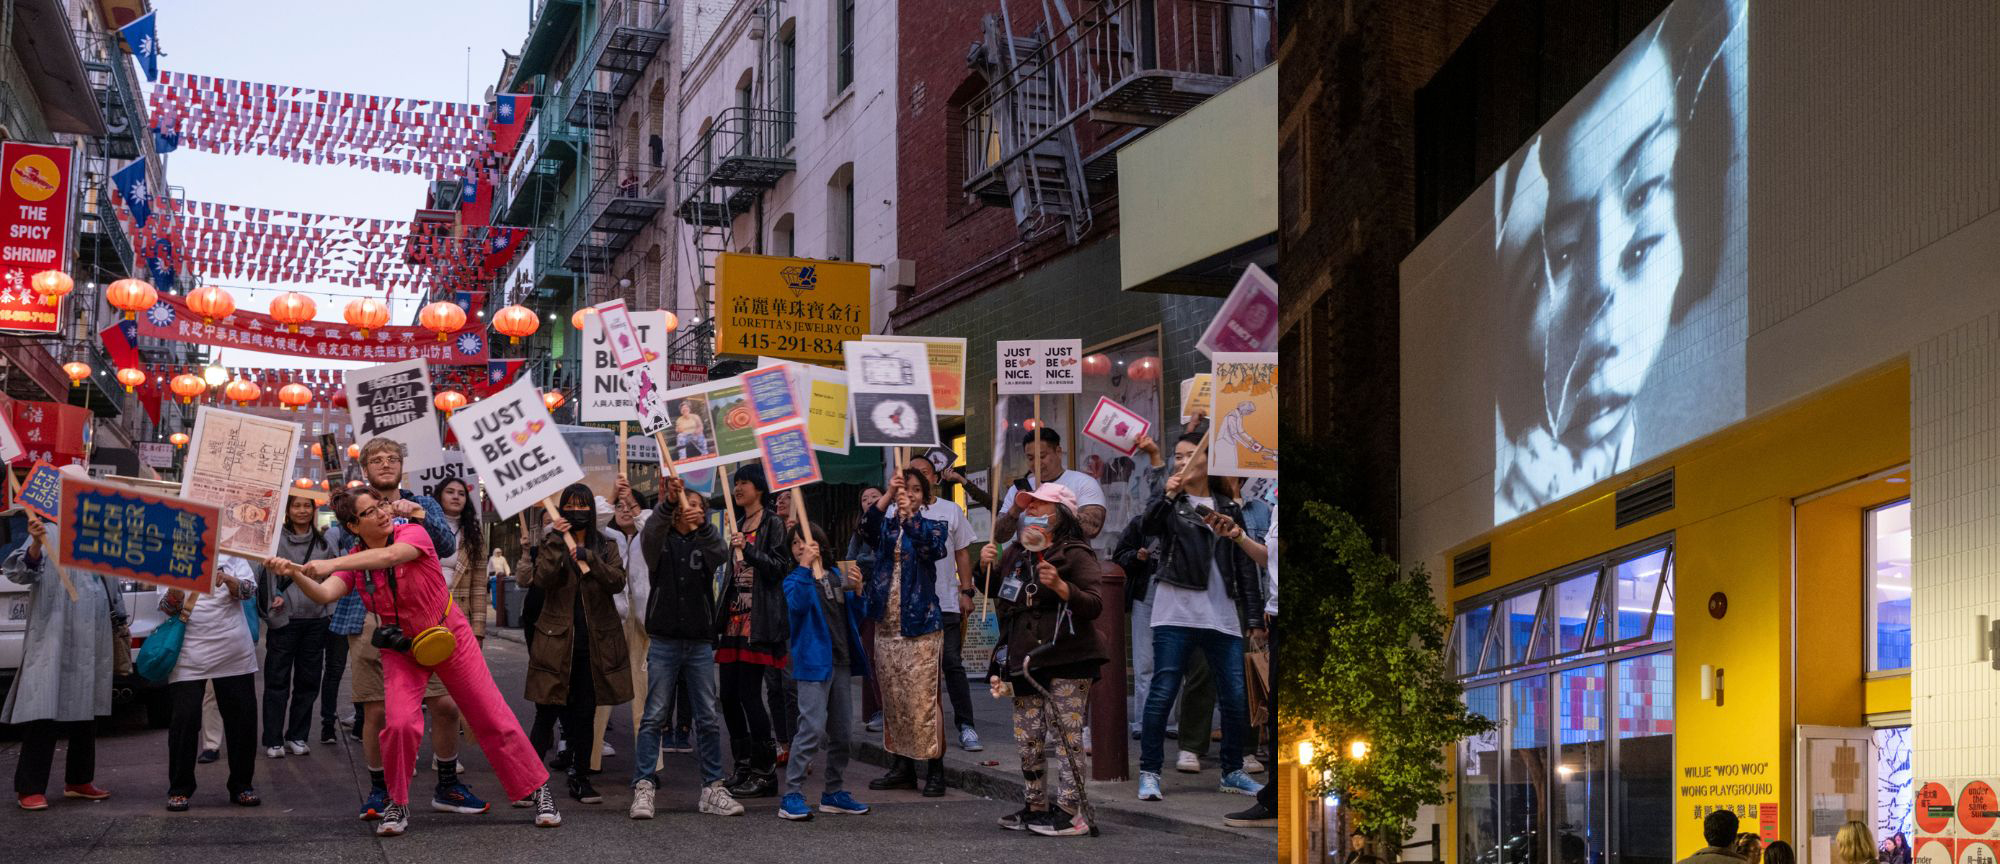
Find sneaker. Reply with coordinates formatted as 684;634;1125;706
1029;806;1095;837
532;784;563;827
666;730;693;753
699;782;745;816
629;780;656;820
601;741;616;757
320;723;338;745
959;727;984;752
1219;770;1264;797
17;794;48;811
1137;771;1164;801
264;745;285;759
1241;754;1264;774
376;802;409;837
1223;801;1277;826
511;796;533;808
568;774;602;804
62;784;110;800
198;749;220;764
997;805;1037;830
164;795;189;812
359;786;390;820
819;790;870;815
778;792;813;821
864;713;883;732
432;782;491;814
1176;750;1202;773
286;740;310;756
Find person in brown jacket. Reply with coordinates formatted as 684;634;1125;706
524;482;633;806
1678;811;1750;864
980;482;1106;838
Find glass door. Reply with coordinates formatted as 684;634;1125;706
1796;726;1877;864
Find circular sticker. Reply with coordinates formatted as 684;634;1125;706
1919;782;1956;835
1917;839;1953;864
1960;840;1998;864
7;153;61;202
1963;781;1999;836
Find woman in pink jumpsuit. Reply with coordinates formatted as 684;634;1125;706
271;488;559;836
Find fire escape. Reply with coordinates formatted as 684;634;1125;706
962;0;1274;244
554;0;671;297
671;0;793;367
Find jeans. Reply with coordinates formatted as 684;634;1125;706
940;612;976;732
262;617;328;746
1258;626;1276;812
169;673;257;798
1177;650;1216;756
318;623;350;727
1139;626;1251;775
15;719;95;796
1129;599;1180;734
784;675;852;796
633;637;725;789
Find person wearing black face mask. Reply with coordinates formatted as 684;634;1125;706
523;483;632;805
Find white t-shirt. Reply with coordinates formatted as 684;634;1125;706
995;469;1108;518
171;556;260;683
1146;495;1241;638
886;498;975;613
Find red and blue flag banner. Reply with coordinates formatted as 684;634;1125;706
491;93;533;160
100;320;163;426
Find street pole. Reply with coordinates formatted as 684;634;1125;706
1089;561;1128;781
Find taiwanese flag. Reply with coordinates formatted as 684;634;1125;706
490;93;532;161
100;320;162;426
478;227;527;279
477;359;525;398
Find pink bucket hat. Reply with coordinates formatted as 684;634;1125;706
1014;482;1079;515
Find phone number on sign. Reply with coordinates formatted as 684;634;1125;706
733;333;845;356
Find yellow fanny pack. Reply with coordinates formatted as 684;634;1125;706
408;597;458;667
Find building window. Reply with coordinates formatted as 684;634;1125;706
777;22;797;145
835;0;856;93
828;163;854;261
1076;329;1169;558
1868;499;1912;672
772;213;794;258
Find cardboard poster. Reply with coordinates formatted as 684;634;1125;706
845;340;939;448
996;339;1083;394
445;378;584;520
1082;396;1151;456
743;364;802;427
878;335;968;415
852;393;939;448
659;377;761;475
582;310;673;422
345;358;444;472
757;421;820;491
0;409;23;465
58;474;220;595
181;407;303;559
411;449;480;513
1209;352;1278;479
15;460;61;521
806;365;851;454
1180;373;1213;425
1196;263;1280;359
594;298;648;369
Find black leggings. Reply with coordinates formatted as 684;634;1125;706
15;719;95;796
717;661;773;744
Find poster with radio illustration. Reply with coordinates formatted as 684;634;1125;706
843;340;939;448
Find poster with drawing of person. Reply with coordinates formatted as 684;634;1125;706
1209;352;1277;479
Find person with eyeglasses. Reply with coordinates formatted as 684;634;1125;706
324;439;487;821
271;488;560;836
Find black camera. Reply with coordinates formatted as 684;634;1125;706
371;624;412;652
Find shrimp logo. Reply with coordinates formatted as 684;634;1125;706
8;153;61;202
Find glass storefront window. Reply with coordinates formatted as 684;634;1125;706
1611;549;1669;643
1076;331;1166;558
1458;605;1495;676
1557;666;1607;864
1868;500;1912;671
1548;572;1599;657
1461;685;1502;863
1615;653;1675;864
1504;589;1544;666
1503;677;1550;864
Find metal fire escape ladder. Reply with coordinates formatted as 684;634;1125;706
986;2;1091;244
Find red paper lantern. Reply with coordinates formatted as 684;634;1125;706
115;367;146;392
345;479;364;489
186;285;237;324
30;270;73;301
311;442;324;458
269;292;317;333
571;307;596;331
420;301;468;342
493;304;539;344
169;374;206;404
106;278;158;320
344;298;390;338
330;388;348;410
661;311;679;332
1082;354;1112;377
1127;356;1162;381
224;377;261;404
346;444;361;460
170;432;189;447
294;477;314;489
434;390;468;415
62;361;91;387
542;390;566;411
278;383;313;411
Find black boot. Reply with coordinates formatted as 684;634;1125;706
868;756;919;791
729;740;779;799
724;736;754;790
922;758;947;797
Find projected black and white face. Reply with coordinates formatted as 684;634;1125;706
1493;0;1745;523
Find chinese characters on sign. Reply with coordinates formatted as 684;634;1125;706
135;293;491;364
180;407;302;559
58;475;220;595
716;253;871;364
583;310;673;422
445;377;583;520
995;339;1083;395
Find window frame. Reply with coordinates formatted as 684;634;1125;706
834;0;856;94
1453;533;1674;682
1865;497;1913;674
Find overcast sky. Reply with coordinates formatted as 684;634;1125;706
151;0;528;370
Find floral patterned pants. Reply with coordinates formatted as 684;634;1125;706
1012;677;1091;816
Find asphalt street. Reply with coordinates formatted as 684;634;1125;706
0;634;1268;863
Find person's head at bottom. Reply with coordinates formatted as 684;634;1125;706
1021;427;1065;484
331;488;395;546
1702;809;1739;850
285;494;317;531
1734;832;1764;864
1833;822;1879;864
1762;840;1796;864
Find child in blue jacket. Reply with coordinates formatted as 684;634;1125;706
777;521;871;821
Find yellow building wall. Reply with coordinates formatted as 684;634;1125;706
1442;361;1909;860
1865;675;1912;716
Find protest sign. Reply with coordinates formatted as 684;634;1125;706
412;449;480;512
1196;264;1280;359
1208;352;1278;479
629;362;673;436
594;299;648;369
137;442;174;469
878;335;968;415
345;359;444;471
756;421;821;491
582;310;674;422
716;253;871;364
318;431;344;487
806;364;850;454
0;409;23;465
742;364;802;427
1082;397;1151;456
446;378;584;519
996;339;1083;394
181;407;302;559
659;377;762;474
1180;374;1214;425
16;460;61;520
58;474;220;595
845;341;939;448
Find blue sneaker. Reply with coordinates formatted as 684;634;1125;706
778;792;813;821
1136;771;1163;801
432;781;491;814
359;786;389;820
819;790;870;815
1219;769;1265;797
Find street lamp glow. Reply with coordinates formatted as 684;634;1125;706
1349;740;1370;760
1298;740;1315;764
202;365;228;388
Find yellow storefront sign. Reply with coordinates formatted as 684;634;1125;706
717;253;870;364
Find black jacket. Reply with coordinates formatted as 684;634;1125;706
993;539;1107;685
1109;510;1158;607
725;507;792;647
1140;492;1266;631
639;502;730;642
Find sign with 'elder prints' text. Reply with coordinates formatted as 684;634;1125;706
445;378;583;520
345;358;443;472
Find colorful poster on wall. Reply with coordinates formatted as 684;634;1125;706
845;340;939;448
1962;781;1998;836
345;358;444;472
1195;264;1280;359
757;421;820;491
181;407;303;559
1081;397;1150;456
1914;839;1952;864
879;335;968;415
658;376;761;475
1919;783;1956;835
58;474;220;595
1208;352;1277;479
445;377;584;520
581;310;673;422
0;142;74;335
715;252;871;364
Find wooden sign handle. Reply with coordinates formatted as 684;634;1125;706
789;485;822;580
654;431;679;481
719;467;743;563
617;421;629;480
541;497;590;575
